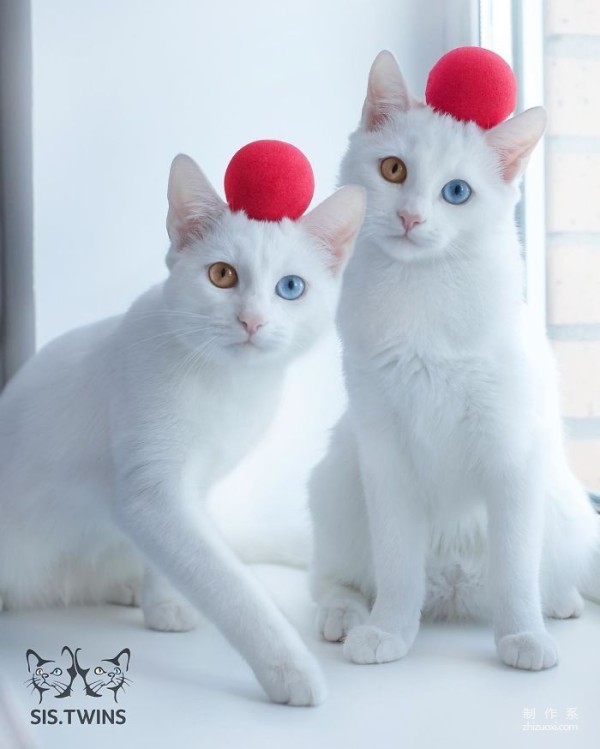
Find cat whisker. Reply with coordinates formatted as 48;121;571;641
132;310;213;322
119;324;216;355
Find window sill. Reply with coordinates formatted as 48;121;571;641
1;564;598;748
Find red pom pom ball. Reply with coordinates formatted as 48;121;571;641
425;47;517;129
224;140;315;222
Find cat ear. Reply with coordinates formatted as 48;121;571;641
485;106;547;183
299;185;366;275
166;154;226;267
362;50;416;131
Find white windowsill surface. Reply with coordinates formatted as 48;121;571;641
1;564;598;749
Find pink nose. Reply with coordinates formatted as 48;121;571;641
238;316;266;336
398;211;424;233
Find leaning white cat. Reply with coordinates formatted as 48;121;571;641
310;51;599;671
0;152;365;705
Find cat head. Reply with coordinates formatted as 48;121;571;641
340;50;546;263
25;647;77;703
162;155;365;364
78;648;131;702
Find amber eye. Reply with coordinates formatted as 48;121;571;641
94;667;105;675
208;262;238;289
380;156;407;184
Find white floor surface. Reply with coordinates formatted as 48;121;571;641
0;565;598;749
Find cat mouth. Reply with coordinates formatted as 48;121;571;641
388;233;431;249
388;233;418;244
234;334;270;349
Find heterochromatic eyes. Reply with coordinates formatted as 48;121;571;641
380;156;407;184
94;666;105;675
208;262;238;288
208;263;305;301
275;275;305;301
441;179;472;205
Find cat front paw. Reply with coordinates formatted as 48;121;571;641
497;631;558;671
343;624;413;665
143;601;199;632
256;652;327;707
317;597;369;642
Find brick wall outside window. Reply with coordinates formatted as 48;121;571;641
545;0;600;491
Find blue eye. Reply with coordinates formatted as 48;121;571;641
52;668;62;675
275;275;305;300
441;179;472;205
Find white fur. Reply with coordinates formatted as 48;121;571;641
0;153;365;706
310;51;599;671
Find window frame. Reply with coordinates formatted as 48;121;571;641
0;0;35;384
479;0;547;332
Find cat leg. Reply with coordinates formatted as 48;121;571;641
115;460;326;706
106;582;141;607
544;589;584;620
105;579;142;607
142;566;199;632
342;404;427;665
316;586;369;643
485;451;558;671
309;414;373;643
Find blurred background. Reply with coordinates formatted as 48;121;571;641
0;0;599;554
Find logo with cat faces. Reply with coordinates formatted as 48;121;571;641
25;647;131;704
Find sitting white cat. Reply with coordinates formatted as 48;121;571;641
310;51;599;671
0;153;365;705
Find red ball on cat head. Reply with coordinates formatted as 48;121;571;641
224;140;315;222
425;47;517;129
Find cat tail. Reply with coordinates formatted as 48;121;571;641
223;522;312;569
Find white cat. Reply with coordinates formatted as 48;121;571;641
310;51;599;671
0;152;365;706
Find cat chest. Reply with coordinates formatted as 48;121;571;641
375;353;507;460
174;376;279;466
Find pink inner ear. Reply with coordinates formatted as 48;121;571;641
363;95;390;131
362;51;415;131
496;141;537;183
363;89;415;131
168;200;225;251
329;224;356;262
169;215;202;249
499;152;521;183
312;222;356;276
485;108;547;183
301;186;365;274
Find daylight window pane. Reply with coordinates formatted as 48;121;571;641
544;0;600;492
